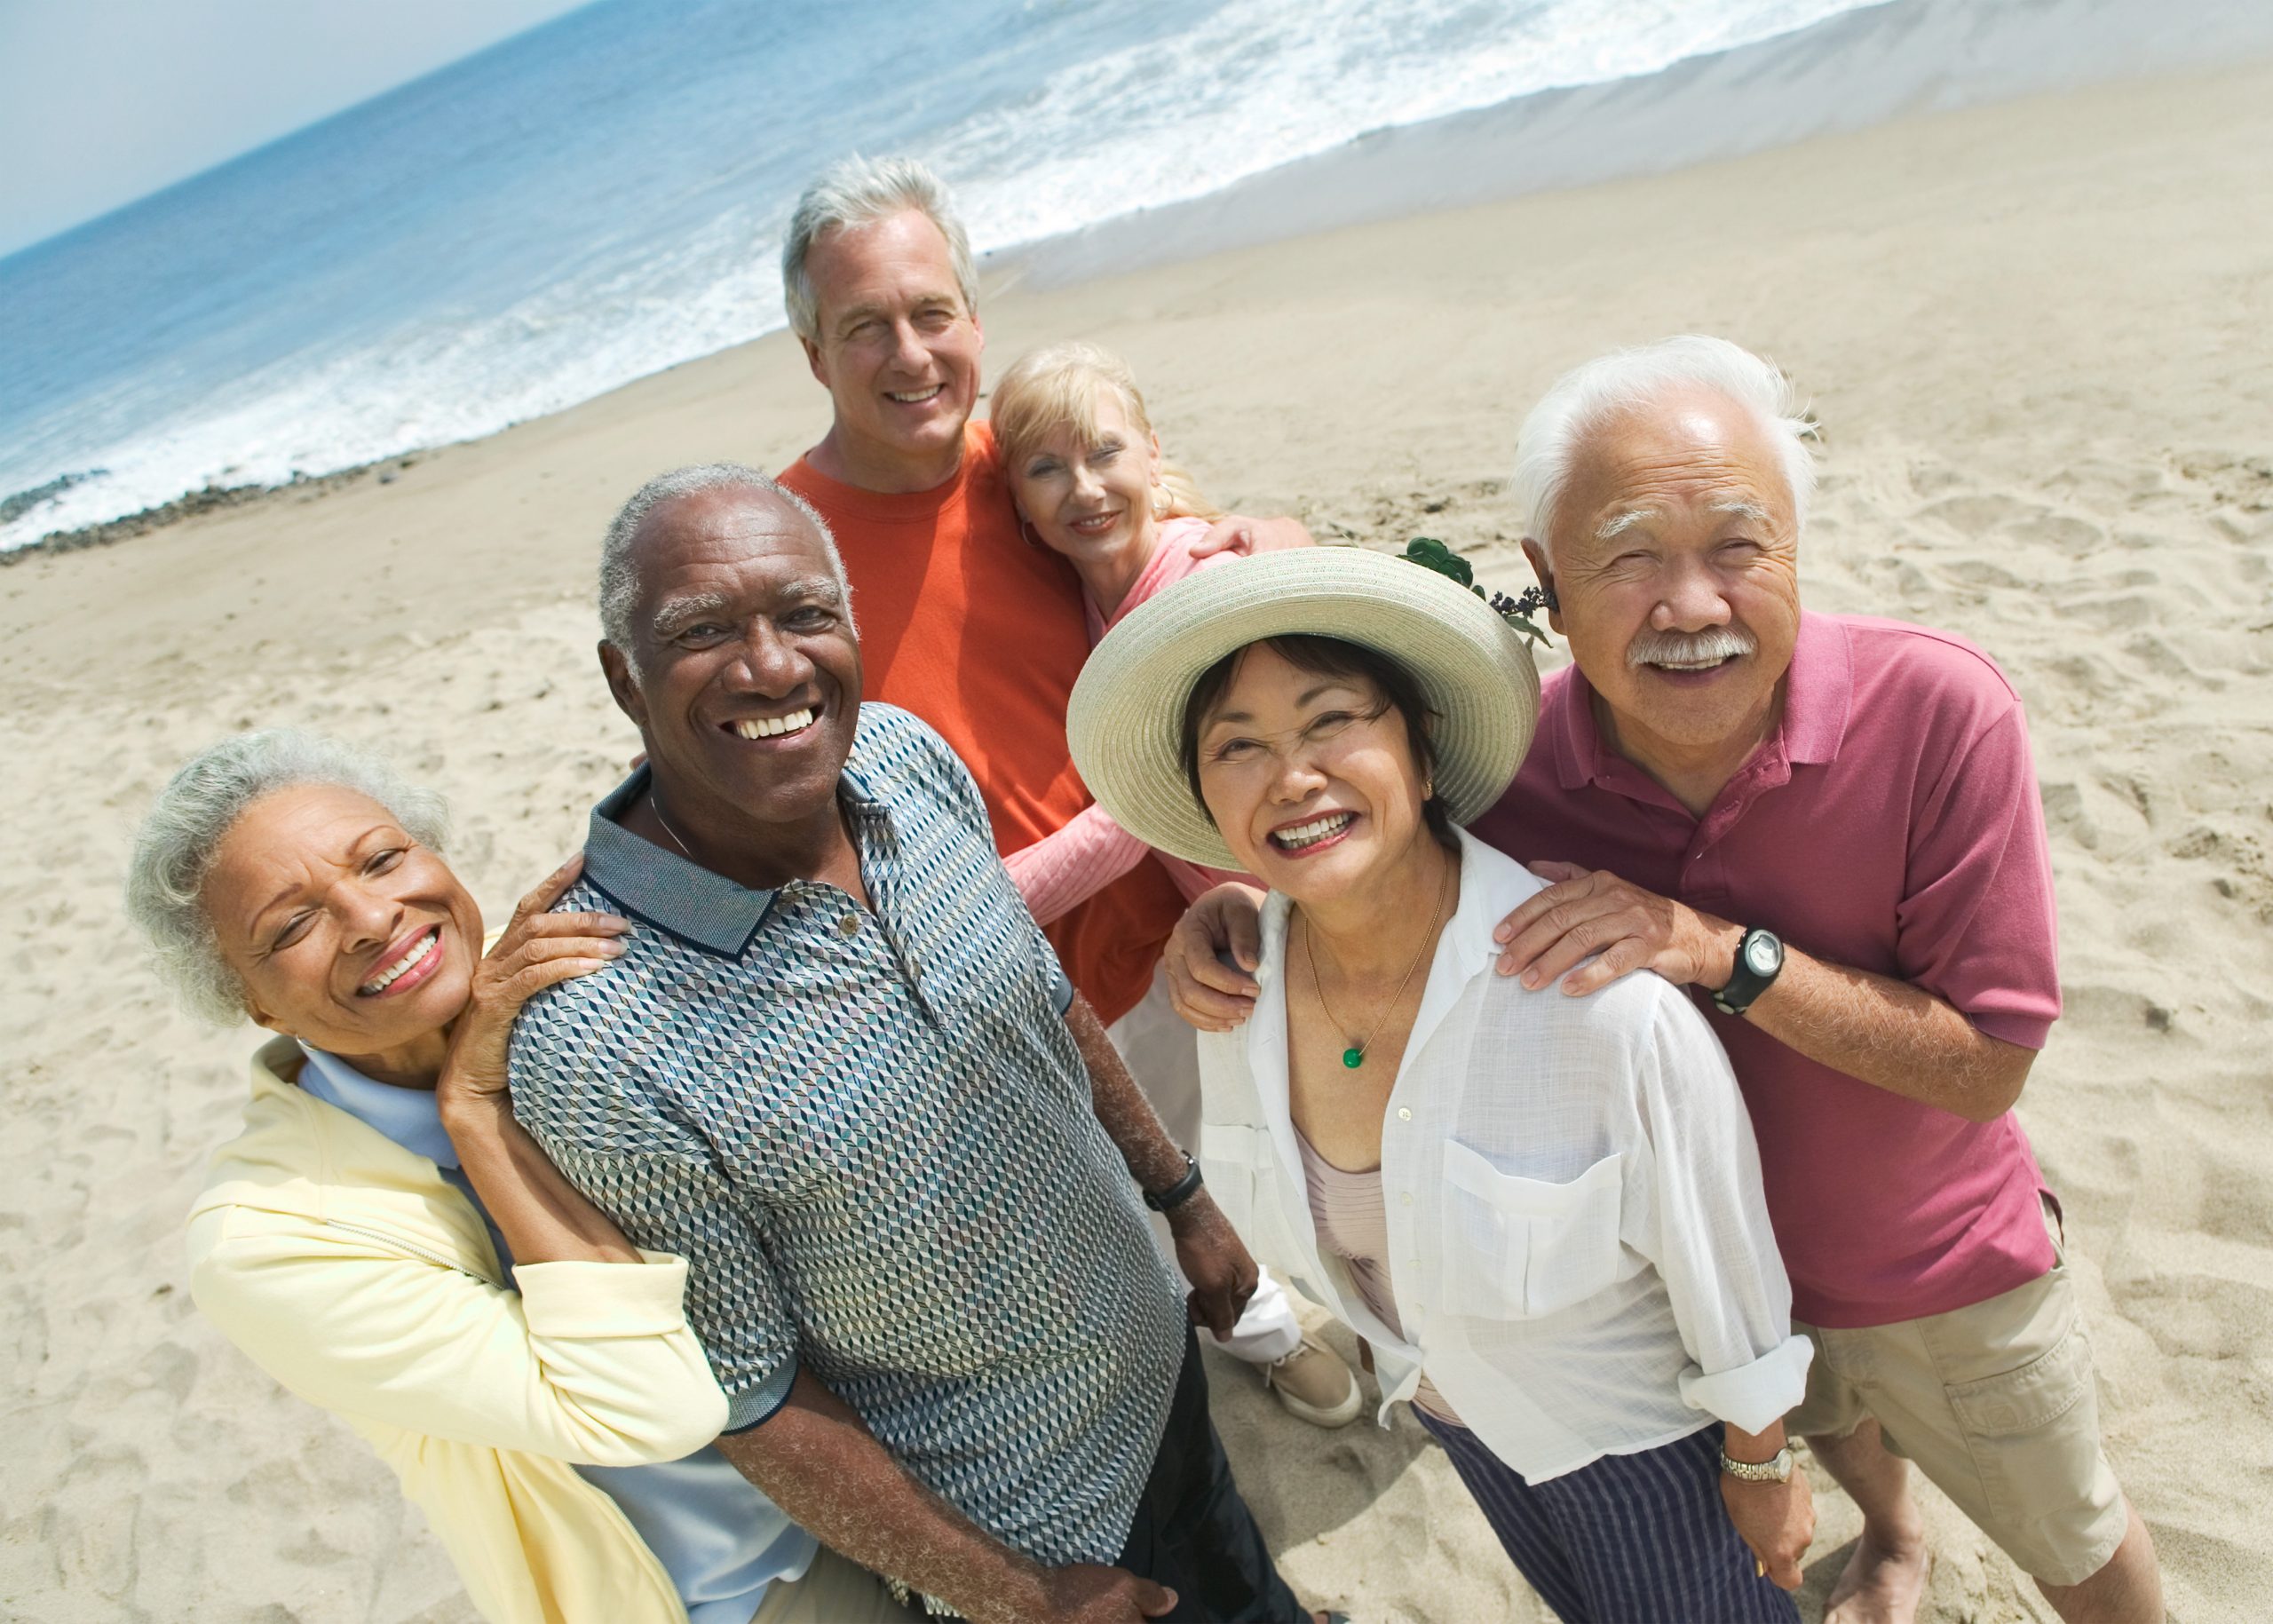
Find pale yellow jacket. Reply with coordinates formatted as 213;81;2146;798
186;1036;728;1624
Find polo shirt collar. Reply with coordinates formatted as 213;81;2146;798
296;1042;459;1168
1547;608;1850;793
1779;610;1850;765
582;740;895;958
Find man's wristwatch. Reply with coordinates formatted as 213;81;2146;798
1144;1153;1206;1213
1711;926;1785;1017
1719;1444;1795;1483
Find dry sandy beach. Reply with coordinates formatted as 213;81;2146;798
5;39;2271;1624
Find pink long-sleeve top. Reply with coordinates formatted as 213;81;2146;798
1004;519;1249;923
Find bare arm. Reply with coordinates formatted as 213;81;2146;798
1065;992;1258;1337
1740;939;2033;1121
1067;990;1190;1192
1719;1417;1814;1590
439;854;643;1264
1494;864;2035;1121
445;1102;644;1264
714;1371;1173;1624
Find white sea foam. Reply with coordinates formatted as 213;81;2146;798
1;0;1878;552
940;0;1873;253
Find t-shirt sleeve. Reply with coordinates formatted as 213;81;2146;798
1895;702;2062;1049
510;1041;801;1430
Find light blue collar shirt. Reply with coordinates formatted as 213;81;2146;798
297;1044;816;1624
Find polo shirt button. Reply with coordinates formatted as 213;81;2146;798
1398;1191;1413;1207
836;914;860;938
1396;1107;1413;1121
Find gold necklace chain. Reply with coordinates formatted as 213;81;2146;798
1300;856;1453;1071
647;788;697;860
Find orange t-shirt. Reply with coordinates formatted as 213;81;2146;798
779;422;1184;1024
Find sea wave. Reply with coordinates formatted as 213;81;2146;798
0;0;1876;552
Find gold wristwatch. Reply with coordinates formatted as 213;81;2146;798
1719;1444;1795;1483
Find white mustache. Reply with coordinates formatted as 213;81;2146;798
1627;626;1757;667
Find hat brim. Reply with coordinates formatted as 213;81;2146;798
1068;547;1541;871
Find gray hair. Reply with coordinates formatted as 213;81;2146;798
1510;335;1819;551
123;730;450;1025
781;154;978;345
598;463;849;661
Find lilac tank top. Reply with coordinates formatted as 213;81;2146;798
1292;1125;1461;1425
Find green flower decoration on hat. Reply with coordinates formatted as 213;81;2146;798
1400;537;1553;649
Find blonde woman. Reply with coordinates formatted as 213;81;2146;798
989;344;1361;1428
987;342;1242;917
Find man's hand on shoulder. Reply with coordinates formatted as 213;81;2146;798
1163;883;1267;1029
1188;513;1314;559
1493;861;1741;997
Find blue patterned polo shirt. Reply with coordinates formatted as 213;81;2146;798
506;703;1186;1568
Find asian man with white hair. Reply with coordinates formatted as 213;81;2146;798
1167;336;2165;1624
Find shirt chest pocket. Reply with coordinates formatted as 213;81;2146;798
1440;1142;1628;1319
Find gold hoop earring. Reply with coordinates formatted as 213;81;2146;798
1151;483;1169;519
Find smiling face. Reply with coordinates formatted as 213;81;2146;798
1527;385;1802;761
800;208;985;493
1192;641;1434;907
602;486;862;844
202;783;480;1063
1007;384;1162;570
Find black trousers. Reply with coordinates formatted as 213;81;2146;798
1114;1329;1308;1622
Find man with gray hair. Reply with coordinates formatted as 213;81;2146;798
773;154;1358;1429
510;468;1324;1623
1168;337;2164;1623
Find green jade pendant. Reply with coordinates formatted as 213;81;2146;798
1342;1046;1365;1069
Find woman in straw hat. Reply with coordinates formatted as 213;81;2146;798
1067;547;1816;1622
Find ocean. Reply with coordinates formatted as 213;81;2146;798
0;0;1880;552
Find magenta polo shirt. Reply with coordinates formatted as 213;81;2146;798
1469;612;2062;1329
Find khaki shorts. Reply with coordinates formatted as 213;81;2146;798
1786;1200;2128;1587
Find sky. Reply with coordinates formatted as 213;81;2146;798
0;0;596;259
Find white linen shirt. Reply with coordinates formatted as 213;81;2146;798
1197;828;1811;1482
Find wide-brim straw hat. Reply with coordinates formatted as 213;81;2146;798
1068;546;1541;870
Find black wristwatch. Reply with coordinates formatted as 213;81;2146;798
1143;1153;1206;1213
1711;927;1785;1017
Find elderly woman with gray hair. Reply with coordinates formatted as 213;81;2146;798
130;731;900;1624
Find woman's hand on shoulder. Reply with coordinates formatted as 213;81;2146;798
438;854;630;1118
1188;513;1314;558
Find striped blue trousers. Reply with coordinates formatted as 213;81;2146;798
1416;1416;1799;1624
